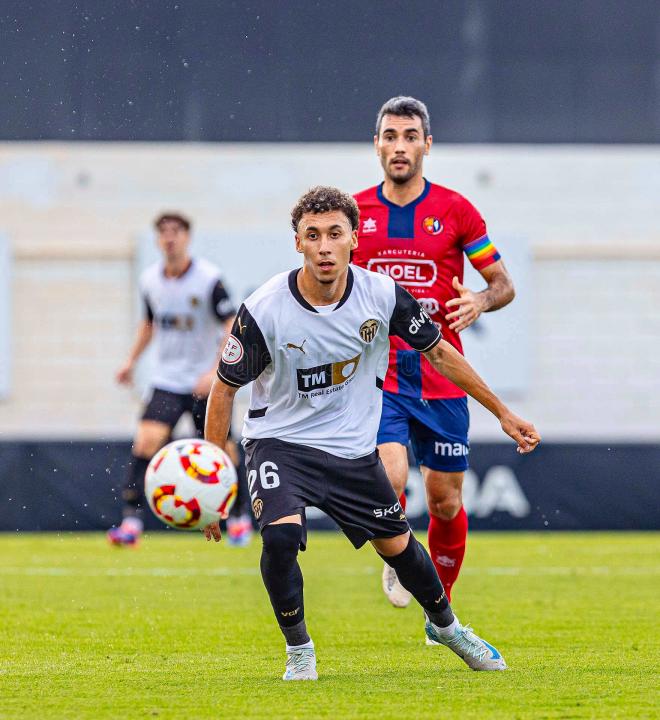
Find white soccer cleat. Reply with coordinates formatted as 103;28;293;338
424;616;507;671
282;647;318;681
382;563;412;608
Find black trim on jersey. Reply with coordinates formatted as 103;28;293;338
217;304;272;387
287;267;354;313
389;284;442;352
247;407;268;418
211;279;235;321
334;267;354;310
216;369;242;388
376;377;384;390
143;295;154;322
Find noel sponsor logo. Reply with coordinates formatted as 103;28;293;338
366;258;437;287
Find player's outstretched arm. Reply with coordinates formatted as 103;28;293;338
205;376;238;452
423;340;540;454
203;377;239;542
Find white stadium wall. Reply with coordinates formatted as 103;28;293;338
0;143;658;441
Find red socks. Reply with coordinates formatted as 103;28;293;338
399;493;407;512
427;507;468;603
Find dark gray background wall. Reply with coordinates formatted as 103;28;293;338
2;0;658;142
2;442;659;531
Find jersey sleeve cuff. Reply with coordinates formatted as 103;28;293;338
417;330;442;353
216;368;243;388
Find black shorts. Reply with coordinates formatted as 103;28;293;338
141;388;207;435
243;437;410;550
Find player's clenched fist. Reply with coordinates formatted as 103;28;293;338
115;361;134;385
499;412;541;454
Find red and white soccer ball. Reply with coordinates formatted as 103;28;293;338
145;439;238;530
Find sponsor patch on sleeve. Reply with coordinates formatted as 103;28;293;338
222;335;244;364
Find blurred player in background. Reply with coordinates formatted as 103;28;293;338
204;187;539;680
353;97;515;606
107;212;249;546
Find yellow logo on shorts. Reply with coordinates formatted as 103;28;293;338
252;498;263;519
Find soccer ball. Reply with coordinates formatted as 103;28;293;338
145;439;238;530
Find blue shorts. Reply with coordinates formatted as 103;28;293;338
377;391;470;473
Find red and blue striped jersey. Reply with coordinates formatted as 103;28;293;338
352;180;501;400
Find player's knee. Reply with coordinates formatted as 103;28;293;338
389;473;407;498
261;523;302;566
133;427;168;459
427;494;462;521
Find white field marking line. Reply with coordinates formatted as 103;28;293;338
0;565;658;577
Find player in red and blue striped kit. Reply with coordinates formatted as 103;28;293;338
353;97;515;608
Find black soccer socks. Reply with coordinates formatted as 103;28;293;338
122;455;150;516
378;533;455;628
260;523;310;646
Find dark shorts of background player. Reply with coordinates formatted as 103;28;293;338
377;391;470;473
141;387;207;435
243;437;410;551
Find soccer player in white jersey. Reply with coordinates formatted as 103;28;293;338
107;212;237;546
204;187;540;679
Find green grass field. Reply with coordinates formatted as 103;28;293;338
1;532;658;719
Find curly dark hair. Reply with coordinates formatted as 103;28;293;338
291;186;360;232
375;96;431;138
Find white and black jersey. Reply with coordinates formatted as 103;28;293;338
218;265;441;458
141;258;235;394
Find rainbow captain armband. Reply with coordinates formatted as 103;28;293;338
464;234;501;270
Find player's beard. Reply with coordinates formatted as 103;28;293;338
384;157;420;185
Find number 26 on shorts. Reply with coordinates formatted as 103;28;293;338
247;461;281;492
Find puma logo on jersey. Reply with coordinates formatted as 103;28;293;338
286;339;307;354
237;317;247;334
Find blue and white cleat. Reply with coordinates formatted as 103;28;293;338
283;647;318;681
106;523;141;547
425;616;507;671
